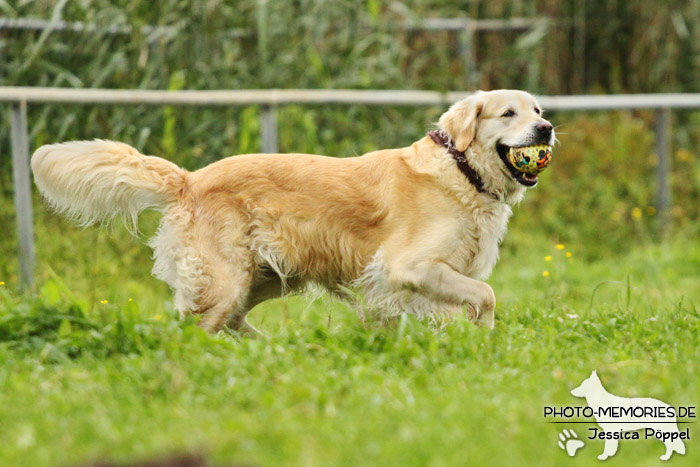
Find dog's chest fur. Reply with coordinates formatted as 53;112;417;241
448;198;512;280
416;144;516;281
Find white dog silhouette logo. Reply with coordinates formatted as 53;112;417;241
570;370;686;461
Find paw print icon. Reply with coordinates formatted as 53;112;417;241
558;429;584;456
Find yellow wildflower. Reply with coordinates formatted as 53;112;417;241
556;244;565;250
632;207;642;220
545;256;552;261
128;298;133;302
0;281;5;286
646;206;656;216
566;252;572;258
676;148;693;162
542;270;550;278
100;300;108;304
154;314;162;321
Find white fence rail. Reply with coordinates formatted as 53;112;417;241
4;86;700;109
2;87;695;289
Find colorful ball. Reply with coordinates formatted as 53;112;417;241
507;144;552;175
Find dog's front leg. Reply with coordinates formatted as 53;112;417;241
389;261;496;328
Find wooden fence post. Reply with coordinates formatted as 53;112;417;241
261;105;278;153
655;107;672;235
458;19;477;89
10;100;35;290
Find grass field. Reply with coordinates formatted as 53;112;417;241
1;200;699;466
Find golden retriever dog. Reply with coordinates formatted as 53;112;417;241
31;89;554;334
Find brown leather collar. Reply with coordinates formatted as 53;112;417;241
427;130;497;199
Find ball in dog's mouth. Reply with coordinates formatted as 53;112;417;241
497;143;552;187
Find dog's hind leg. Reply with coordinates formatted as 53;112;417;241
150;212;251;333
197;266;254;334
225;275;288;336
193;238;258;334
197;254;293;336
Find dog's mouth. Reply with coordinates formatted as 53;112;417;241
497;143;539;187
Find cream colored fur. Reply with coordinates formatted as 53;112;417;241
31;89;554;334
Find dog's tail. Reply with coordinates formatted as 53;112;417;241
31;140;187;232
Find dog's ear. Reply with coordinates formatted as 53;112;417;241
591;370;598;380
438;92;485;152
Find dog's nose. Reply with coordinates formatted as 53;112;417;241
535;121;553;143
536;122;553;135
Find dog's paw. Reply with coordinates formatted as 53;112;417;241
557;429;584;457
468;304;495;329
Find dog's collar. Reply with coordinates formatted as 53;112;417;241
427;130;497;199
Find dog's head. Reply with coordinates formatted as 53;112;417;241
570;370;602;397
438;89;555;192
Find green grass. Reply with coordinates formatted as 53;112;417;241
1;224;699;466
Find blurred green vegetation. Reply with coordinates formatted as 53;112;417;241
2;1;698;93
3;108;700;286
1;1;699;274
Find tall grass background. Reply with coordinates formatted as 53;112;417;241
1;0;700;282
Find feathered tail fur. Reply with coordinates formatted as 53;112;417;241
31;140;186;231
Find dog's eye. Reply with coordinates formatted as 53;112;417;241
501;109;515;118
534;108;541;115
